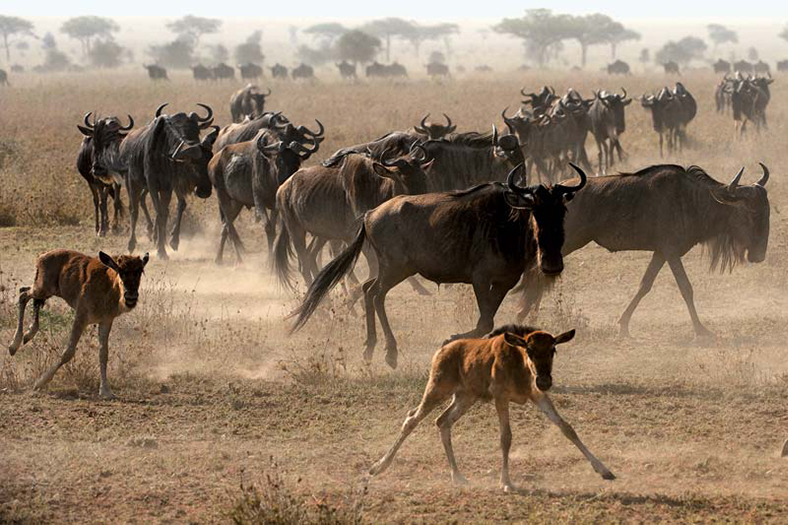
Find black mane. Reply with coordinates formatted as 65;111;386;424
486;324;541;338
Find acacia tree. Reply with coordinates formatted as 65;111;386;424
606;24;640;59
569;14;614;67
707;24;738;50
403;23;459;58
89;39;126;68
655;36;707;66
60;16;119;57
494;9;574;68
165;15;221;47
359;18;414;62
234;31;264;64
335;30;380;65
0;15;34;63
303;23;347;47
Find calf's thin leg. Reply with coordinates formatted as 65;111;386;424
667;255;713;337
23;299;44;344
8;287;32;355
495;398;516;492
619;251;665;337
98;322;115;399
436;392;476;484
33;313;88;391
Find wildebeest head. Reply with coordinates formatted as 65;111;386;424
78;112;134;181
596;88;631;133
504;163;587;275
372;142;434;195
99;251;149;309
713;164;770;264
247;86;272;118
503;329;575;391
521;86;557;116
257;120;324;184
414;113;456;139
492;125;524;165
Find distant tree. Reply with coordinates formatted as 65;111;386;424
780;25;788;43
747;47;759;61
303;23;347;47
165;15;221;47
0;15;35;63
209;43;228;63
42;31;56;50
234;31;264;65
428;50;446;64
568;13;614;67
335;30;381;65
148;39;195;69
403;23;459;58
639;48;650;64
359;18;415;62
60;16;119;57
494;9;575;68
88;39;125;68
707;24;738;50
39;33;70;72
606;24;640;59
655;36;707;66
296;44;334;66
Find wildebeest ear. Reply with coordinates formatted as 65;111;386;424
555;329;576;345
373;163;403;183
202;126;220;148
504;191;534;210
420;159;435;171
99;251;120;271
503;332;528;348
77;125;93;136
563;193;575;203
141;252;150;267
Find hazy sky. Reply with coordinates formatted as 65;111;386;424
4;0;788;21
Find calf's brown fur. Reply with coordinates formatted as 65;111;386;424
369;325;615;491
8;249;148;398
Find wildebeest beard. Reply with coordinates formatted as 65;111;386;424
149;112;215;198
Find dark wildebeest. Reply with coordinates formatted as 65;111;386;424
291;163;587;368
427;62;450;78
229;84;272;123
119;103;219;259
731;74;773;135
777;60;788;73
754;60;770;75
336;61;357;79
77;112;134;236
734;60;753;74
413;113;456;139
640;83;696;156
389;62;408;78
208;120;325;263
239;63;263;81
475;65;493;73
212;63;235;81
144;64;168;81
663;61;680;75
192;64;213;81
520;86;558;117
214;111;287;153
607;60;630;75
274;143;433;289
10;64;23;73
715;75;735;114
713;59;731;74
588;88;631;174
516;164;770;338
0;69;8;86
271;63;288;79
366;61;386;78
292;63;315;80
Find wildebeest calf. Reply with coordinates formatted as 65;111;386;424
369;324;615;491
8;250;149;398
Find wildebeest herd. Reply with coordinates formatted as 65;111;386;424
6;66;783;490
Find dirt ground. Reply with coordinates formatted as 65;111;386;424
1;70;788;523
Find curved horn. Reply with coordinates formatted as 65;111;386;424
557;163;588;194
418;113;430;131
756;163;769;187
289;140;319;158
492;124;499;147
520;87;529;98
501;106;517;125
728;167;744;191
302;119;324;138
120;114;134;131
620;87;627;99
256;133;281;153
549;85;555;95
264;87;272;96
155;103;168;118
443;113;452;128
196;103;213;123
409;141;428;162
83;112;95;130
506;163;529;195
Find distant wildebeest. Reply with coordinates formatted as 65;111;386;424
413;113;456;139
77;112;134;236
427;62;450;78
731;74;773;135
368;325;615;489
607;60;630;75
713;59;731;74
475;64;493;73
212;63;235;81
777;60;788;73
270;63;288;79
10;64;23;73
292;63;315;80
588;88;631;174
517;164;770;337
663;61;680;75
754;60;770;75
119;103;218;259
640;83;696;156
716;75;736;113
214;111;287;153
192;64;213;82
291;163;587;368
208;120;325;263
229;84;272;123
0;69;8;86
366;61;408;78
733;60;753;74
336;61;356;79
8;250;149;398
143;64;168;81
239;63;263;81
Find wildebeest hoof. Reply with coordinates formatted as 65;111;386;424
362;346;374;363
501;482;518;493
385;350;398;369
600;470;616;480
99;390;117;400
781;439;788;457
169;237;179;251
451;473;469;485
157;251;169;261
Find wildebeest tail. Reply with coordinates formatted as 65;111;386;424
273;219;295;291
290;223;366;332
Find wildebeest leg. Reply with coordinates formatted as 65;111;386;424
447;278;511;342
619;251;665;337
139;190;154;239
8;287;32;355
89;183;101;235
168;193;187;252
666;255;714;337
595;136;605;174
495;398;516;492
436;392;476;485
373;271;410;369
33;312;88;391
126;176;143;253
659;131;664;158
216;198;244;265
98;184;111;237
407;277;431;296
290;223;317;286
362;278;378;362
148;187;171;260
264;207;277;255
532;391;615;480
98;321;115;399
111;182;124;234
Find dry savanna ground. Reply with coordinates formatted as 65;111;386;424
1;69;788;523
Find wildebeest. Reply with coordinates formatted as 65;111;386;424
214;111;287;153
734;60;753;74
607;60;630;75
475;64;493;73
10;64;23;73
229;84;272;123
192;64;213;81
143;64;168;81
292;63;315;80
8;250;149;398
77;112;134;236
640;83;696;156
777;60;788;73
413;113;456;139
208;120;325;263
368;325;615;489
427;62;450;78
516;164;770;337
212;63;235;81
239;63;263;80
388;62;408;78
715;75;735;113
663;61;680;75
731;74;773;135
713;59;731;74
119;103;218;259
588;88;631;174
291;163;587;368
270;63;288;79
520;86;558;116
336;61;356;79
754;60;770;75
366;61;408;78
0;69;8;86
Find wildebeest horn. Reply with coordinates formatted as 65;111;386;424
501;107;517;126
620;87;627;99
506;163;530;196
443;113;452;128
264;87;272;96
83;112;95;130
728;167;744;191
289;140;319;158
492;124;499;147
520;87;529;97
155;103;168;118
557;163;588;194
120;115;134;131
409;141;428;162
302;119;324;138
196;103;213;125
756;163;769;187
549;86;555;95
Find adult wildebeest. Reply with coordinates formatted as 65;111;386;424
640;83;696;156
0;69;8;86
271;63;288;79
292;63;315;80
239;63;263;80
208;120;324;263
229;84;272;123
9;250;149;398
589;88;631;174
214;111;287;153
777;60;788;73
754;60;770;75
366;61;408;78
607;60;630;75
731;74;773;135
663;61;680;75
119;103;218;259
427;62;450;78
144;64;168;81
716;75;735;113
192;64;213;81
368;325;615;489
516;164;770;338
212;63;235;81
10;64;23;73
389;62;408;78
77;112;134;236
336;61;356;79
520;86;558;117
713;59;731;74
734;60;753;74
475;65;493;73
366;61;386;78
291;163;587;368
413;113;456;139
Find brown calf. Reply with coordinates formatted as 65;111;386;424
8;249;148;398
369;325;615;491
